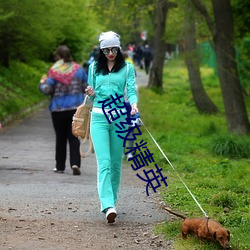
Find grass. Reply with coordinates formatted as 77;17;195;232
0;60;50;124
1;57;249;249
137;58;250;250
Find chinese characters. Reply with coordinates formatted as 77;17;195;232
99;94;168;196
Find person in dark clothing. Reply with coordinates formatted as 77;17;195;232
143;44;152;74
39;45;88;175
87;46;99;67
134;45;144;69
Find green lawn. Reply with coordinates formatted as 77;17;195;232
1;57;249;249
138;58;250;250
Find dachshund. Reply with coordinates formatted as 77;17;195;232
162;206;231;249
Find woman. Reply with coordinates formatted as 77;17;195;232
39;45;88;175
86;31;138;223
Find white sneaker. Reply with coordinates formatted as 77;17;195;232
127;152;133;161
105;207;117;223
53;168;64;173
72;165;81;175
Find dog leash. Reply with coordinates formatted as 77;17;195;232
139;118;209;218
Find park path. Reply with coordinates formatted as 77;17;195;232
0;69;173;250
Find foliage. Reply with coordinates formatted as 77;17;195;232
236;37;250;95
0;60;49;122
232;0;250;95
232;0;250;39
164;0;211;44
137;58;250;249
92;0;155;46
0;0;100;66
210;134;250;159
164;1;184;44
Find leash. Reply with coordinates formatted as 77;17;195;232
139;118;209;218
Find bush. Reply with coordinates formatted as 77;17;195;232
210;135;250;159
0;60;49;123
210;192;237;209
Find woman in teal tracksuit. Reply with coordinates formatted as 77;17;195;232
86;31;138;223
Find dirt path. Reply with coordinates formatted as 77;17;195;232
0;70;173;250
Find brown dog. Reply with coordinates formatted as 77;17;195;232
162;207;231;249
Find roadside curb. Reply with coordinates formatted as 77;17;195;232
0;99;48;129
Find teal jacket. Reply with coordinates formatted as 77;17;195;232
87;62;138;109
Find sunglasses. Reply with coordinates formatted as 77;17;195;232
102;47;119;55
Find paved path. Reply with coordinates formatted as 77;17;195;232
135;68;149;88
0;71;172;249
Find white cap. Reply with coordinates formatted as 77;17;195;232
99;31;121;49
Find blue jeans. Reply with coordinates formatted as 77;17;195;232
90;111;127;212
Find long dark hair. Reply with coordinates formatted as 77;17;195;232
95;48;126;75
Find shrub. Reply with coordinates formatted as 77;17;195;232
210;135;250;159
210;191;237;209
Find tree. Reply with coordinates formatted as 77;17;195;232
184;1;218;114
232;0;250;40
232;0;250;96
148;0;177;89
0;0;98;66
191;0;250;134
91;0;155;48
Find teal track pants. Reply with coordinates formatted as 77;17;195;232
90;111;127;212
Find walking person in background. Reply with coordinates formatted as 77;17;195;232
85;31;138;223
134;44;144;69
85;46;100;72
143;44;153;74
88;46;99;65
39;45;88;175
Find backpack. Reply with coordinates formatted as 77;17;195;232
72;95;93;158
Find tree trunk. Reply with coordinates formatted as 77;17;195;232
212;0;250;134
184;4;218;114
147;0;169;89
191;0;250;134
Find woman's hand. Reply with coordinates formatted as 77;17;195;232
85;86;96;97
131;103;138;116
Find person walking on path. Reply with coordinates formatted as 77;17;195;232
85;31;138;223
39;45;88;176
143;44;153;75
